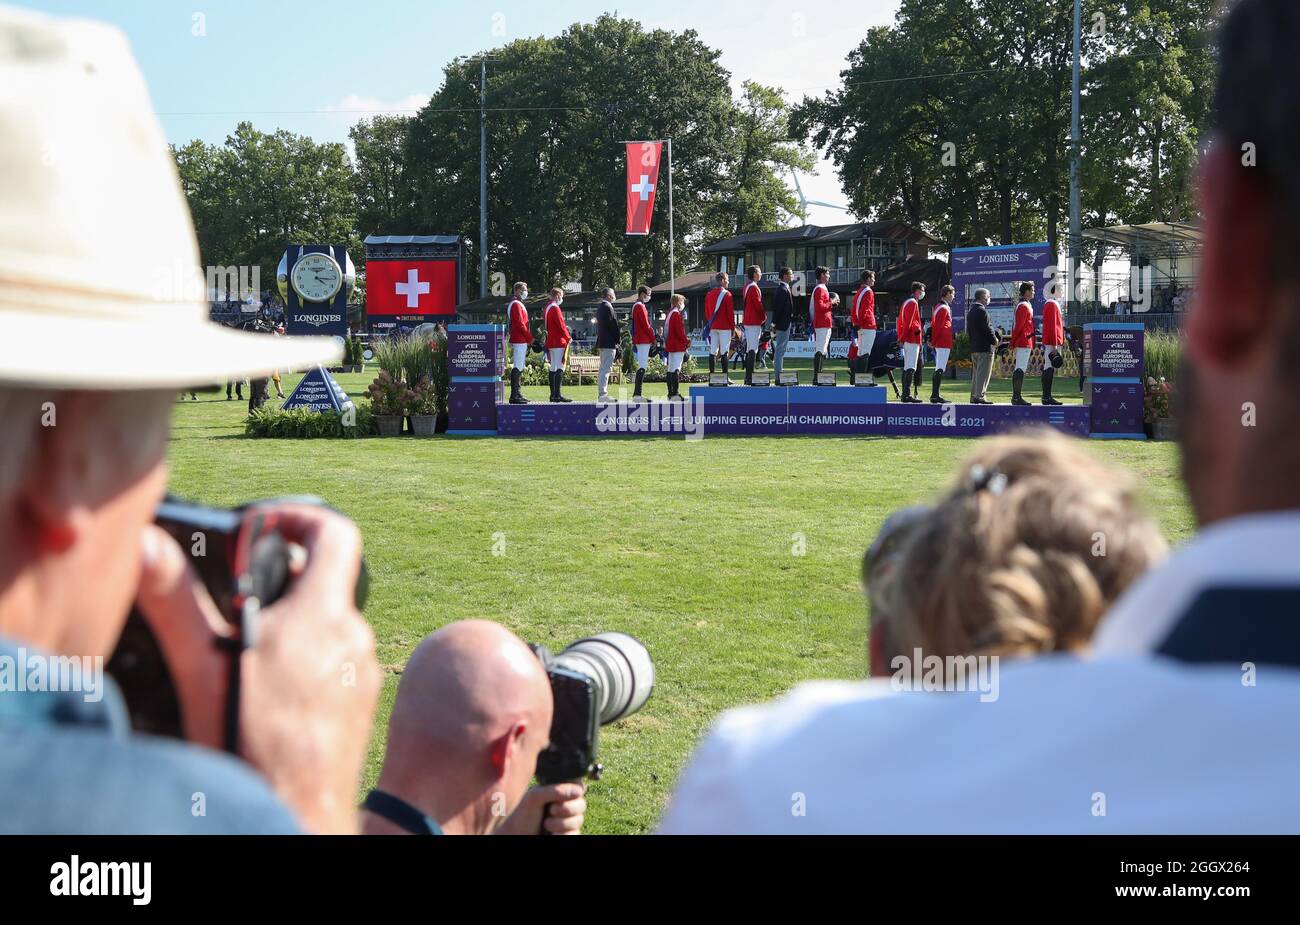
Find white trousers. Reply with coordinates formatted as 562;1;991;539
667;351;685;373
813;327;832;354
744;325;762;353
710;329;731;354
934;347;950;373
635;344;651;370
597;348;616;397
512;343;528;371
903;342;920;371
548;347;565;372
1015;347;1030;372
856;328;876;359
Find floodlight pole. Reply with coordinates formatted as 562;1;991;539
479;57;488;300
667;139;675;298
1068;0;1082;313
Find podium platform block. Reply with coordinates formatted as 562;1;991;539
778;372;799;386
708;373;731;387
815;372;837;387
751;371;771;387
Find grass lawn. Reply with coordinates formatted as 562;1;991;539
166;367;1192;833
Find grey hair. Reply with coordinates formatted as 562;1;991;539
974;288;990;303
602;287;616;302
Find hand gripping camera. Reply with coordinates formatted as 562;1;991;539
529;633;655;785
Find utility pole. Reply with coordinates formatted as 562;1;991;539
1068;0;1082;313
479;57;488;299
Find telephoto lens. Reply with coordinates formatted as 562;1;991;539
551;632;655;724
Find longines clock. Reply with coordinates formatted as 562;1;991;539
276;244;355;337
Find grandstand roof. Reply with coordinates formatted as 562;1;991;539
700;221;938;255
1082;222;1202;253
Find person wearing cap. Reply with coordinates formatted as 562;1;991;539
0;6;379;834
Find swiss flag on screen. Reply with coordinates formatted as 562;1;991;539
626;141;662;235
366;259;457;316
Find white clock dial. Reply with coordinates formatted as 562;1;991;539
290;252;343;303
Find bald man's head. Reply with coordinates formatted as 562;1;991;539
377;620;553;832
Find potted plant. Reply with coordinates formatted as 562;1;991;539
1144;376;1175;440
409;376;439;436
367;369;407;436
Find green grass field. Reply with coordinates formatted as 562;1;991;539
167;367;1192;833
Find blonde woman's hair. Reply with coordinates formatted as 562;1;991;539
873;429;1166;660
671;294;685;307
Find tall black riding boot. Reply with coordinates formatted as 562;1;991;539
913;364;924;399
929;368;945;403
667;370;679;399
1012;368;1030;405
553;369;572;402
848;361;857;386
721;353;729;378
745;350;755;385
709;354;716;375
509;368;528;404
813;352;823;381
901;368;914;402
633;368;645;399
1041;367;1061;405
548;370;559;401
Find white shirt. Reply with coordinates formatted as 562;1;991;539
658;512;1300;834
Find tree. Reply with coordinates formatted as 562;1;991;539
723;82;815;235
351;115;415;235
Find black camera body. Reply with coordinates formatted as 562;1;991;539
530;633;655;786
108;495;367;747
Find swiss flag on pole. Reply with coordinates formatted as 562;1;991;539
625;141;662;236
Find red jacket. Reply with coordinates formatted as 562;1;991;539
706;286;734;334
508;299;530;344
897;297;922;344
1011;300;1034;348
741;281;765;326
810;283;834;329
1041;299;1063;347
544;301;571;349
664;307;689;353
930;303;953;349
631;301;654;345
852;286;876;329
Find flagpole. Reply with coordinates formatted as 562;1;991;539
667;138;675;300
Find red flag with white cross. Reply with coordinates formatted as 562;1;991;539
625;141;662;235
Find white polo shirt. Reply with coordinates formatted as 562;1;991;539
658;511;1300;834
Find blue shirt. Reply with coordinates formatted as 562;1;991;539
0;636;300;834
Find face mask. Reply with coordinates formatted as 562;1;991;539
520;291;528;300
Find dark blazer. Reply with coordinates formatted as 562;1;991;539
595;300;621;349
967;302;997;353
771;282;794;331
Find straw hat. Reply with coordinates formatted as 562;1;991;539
0;5;340;389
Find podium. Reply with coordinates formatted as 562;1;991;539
447;324;504;435
1083;323;1146;440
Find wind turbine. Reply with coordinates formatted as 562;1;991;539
788;168;849;225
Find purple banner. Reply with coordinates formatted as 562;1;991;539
949;243;1054;333
498;393;1089;438
1085;325;1145;379
448;381;502;433
447;325;504;378
1087;381;1145;437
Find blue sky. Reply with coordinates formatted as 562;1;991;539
25;0;899;225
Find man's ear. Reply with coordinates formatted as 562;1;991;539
488;722;526;776
1187;142;1277;368
18;394;92;552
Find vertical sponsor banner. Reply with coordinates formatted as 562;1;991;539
949;243;1054;332
625;142;662;235
1084;322;1146;439
447;324;504;435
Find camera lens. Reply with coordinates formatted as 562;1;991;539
552;632;655;725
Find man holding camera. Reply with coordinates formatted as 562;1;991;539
0;8;380;834
364;621;587;835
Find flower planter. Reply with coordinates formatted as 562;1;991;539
376;414;403;437
1152;418;1176;441
410;413;437;437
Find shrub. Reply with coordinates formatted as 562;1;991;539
374;331;449;413
1144;376;1173;423
245;404;376;438
952;331;972;362
409;376;439;415
367;369;409;415
1144;330;1182;383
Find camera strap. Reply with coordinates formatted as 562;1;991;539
361;790;443;836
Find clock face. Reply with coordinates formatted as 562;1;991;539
290;252;343;303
